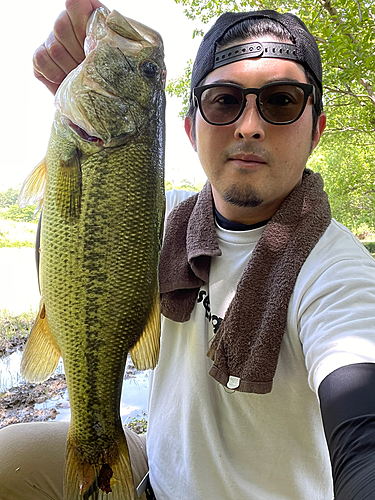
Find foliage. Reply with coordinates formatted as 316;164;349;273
364;241;375;255
169;0;375;231
0;188;19;208
0;309;35;344
125;415;148;434
0;204;38;224
166;61;193;119
0;188;39;223
308;135;375;232
166;178;204;191
0;220;37;248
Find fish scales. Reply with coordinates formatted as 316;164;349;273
44;140;160;442
19;7;165;500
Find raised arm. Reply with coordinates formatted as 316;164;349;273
33;0;105;94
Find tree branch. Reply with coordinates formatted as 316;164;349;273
325;126;375;134
314;36;327;43
325;85;369;100
318;0;356;43
360;79;375;105
354;0;363;22
318;0;375;109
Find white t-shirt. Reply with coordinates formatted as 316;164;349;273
147;189;375;500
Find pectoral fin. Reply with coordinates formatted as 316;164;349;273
21;303;61;383
130;291;160;370
18;158;47;209
55;150;82;220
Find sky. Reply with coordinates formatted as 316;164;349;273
0;0;210;190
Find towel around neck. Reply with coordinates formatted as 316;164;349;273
159;169;332;393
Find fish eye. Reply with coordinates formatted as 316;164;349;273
140;60;158;78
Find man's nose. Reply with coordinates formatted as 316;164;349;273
234;97;266;141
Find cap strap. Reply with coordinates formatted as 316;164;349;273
214;41;298;69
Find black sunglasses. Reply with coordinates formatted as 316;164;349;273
193;81;316;126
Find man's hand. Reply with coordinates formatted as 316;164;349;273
33;0;105;94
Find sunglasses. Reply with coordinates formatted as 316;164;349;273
193;81;316;126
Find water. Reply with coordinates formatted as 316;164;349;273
0;351;149;423
0;350;66;392
0;350;26;391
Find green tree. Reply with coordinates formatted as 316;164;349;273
308;138;375;232
0;187;40;223
0;188;19;208
0;203;38;223
166;179;204;191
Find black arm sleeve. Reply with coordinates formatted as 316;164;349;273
318;363;375;499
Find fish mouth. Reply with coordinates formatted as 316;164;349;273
65;119;104;145
55;82;107;144
107;11;163;48
55;8;164;147
85;8;163;57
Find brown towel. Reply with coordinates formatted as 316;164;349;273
159;169;332;394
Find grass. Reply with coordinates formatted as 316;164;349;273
125;414;148;434
0;220;36;248
363;242;375;256
0;309;35;343
346;224;375;258
357;239;375;258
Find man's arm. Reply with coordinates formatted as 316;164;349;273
319;363;375;499
33;0;105;94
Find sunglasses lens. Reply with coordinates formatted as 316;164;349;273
199;86;243;124
259;84;305;123
197;84;309;125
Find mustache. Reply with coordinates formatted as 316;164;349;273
223;144;274;165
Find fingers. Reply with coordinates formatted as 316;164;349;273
53;10;86;65
33;43;71;94
33;65;62;95
65;0;105;50
33;0;107;94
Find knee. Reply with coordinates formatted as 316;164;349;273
0;423;68;499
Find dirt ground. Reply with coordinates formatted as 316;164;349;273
0;331;68;429
0;334;147;432
0;374;68;429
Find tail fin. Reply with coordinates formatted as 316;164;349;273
64;427;136;500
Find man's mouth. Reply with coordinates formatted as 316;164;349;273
229;154;267;165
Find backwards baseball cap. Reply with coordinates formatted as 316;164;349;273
190;10;322;93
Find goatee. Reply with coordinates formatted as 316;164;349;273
222;184;263;208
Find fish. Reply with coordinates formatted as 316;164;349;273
18;7;165;499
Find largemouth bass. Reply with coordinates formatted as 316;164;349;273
18;8;165;499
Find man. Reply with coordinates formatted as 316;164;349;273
1;1;375;499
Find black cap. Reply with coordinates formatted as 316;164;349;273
190;10;322;93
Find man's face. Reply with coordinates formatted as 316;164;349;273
185;41;326;224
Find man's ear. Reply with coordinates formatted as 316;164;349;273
184;116;197;152
312;113;326;151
